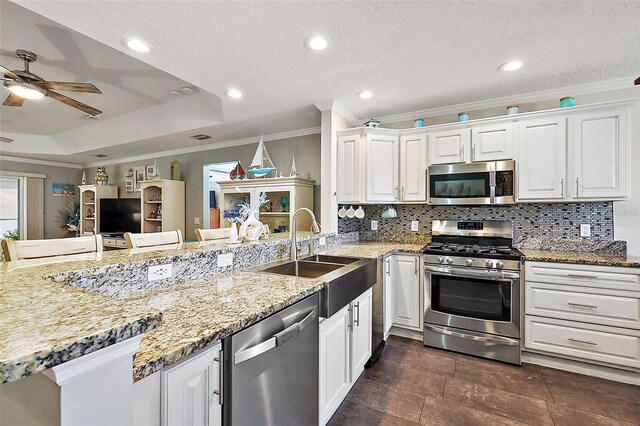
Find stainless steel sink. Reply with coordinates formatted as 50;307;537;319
301;254;359;265
260;260;344;279
257;255;377;318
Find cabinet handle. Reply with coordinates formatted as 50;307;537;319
560;178;564;198
575;178;579;197
471;143;475;161
568;302;598;309
354;302;360;327
402;186;406;200
567;274;598;279
460;144;465;161
386;258;391;276
568;338;597;346
213;350;223;404
414;257;418;275
394;186;398;200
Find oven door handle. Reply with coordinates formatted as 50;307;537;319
424;265;520;280
425;324;520;346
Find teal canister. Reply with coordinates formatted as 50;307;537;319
457;112;470;122
560;97;575;108
414;118;425;127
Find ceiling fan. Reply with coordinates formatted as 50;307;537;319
1;49;102;116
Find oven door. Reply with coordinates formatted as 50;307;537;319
428;162;493;205
424;265;520;338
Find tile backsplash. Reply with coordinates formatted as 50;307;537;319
338;203;614;243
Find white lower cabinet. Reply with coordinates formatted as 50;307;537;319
392;254;422;330
162;343;222;426
383;255;395;339
524;261;640;371
319;288;373;425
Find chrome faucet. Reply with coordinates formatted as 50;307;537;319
290;208;321;261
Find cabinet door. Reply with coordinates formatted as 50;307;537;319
573;109;628;199
383;256;394;339
337;134;362;203
163;345;221;426
365;132;399;202
393;255;421;329
517;117;567;200
351;288;372;381
428;128;470;165
471;122;514;162
400;133;428;201
319;305;351;425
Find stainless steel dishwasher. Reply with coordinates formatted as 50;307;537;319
222;293;319;426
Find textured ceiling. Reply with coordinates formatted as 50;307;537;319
4;0;640;164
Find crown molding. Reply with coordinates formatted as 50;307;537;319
369;76;637;125
0;155;83;169
314;100;360;126
83;126;321;168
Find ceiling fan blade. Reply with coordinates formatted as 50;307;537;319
3;92;25;107
0;65;21;81
39;81;102;94
45;89;102;116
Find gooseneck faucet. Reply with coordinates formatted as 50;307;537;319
290;208;322;261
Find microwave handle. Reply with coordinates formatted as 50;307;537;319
489;164;496;203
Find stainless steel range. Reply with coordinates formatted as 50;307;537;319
422;220;523;365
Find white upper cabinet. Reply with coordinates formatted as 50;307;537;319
517;117;567;201
428;128;470;165
336;133;362;203
365;131;399;202
399;132;428;201
471;122;514;162
573;109;628;199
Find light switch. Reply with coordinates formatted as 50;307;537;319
371;220;378;231
411;220;419;232
194;217;200;225
580;224;591;237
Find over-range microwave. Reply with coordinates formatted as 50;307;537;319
427;160;516;205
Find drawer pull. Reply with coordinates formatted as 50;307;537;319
568;338;597;346
568;302;598;309
567;274;598;279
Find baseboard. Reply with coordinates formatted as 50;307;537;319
522;351;640;386
388;326;423;341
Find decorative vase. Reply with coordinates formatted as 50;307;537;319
280;196;289;212
153;159;160;178
290;156;298;177
170;161;180;180
94;167;109;185
229;222;239;243
243;210;264;242
81;171;87;185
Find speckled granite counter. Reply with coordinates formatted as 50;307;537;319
520;249;640;268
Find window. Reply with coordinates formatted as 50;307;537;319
0;177;21;238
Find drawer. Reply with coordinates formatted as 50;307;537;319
117;239;128;247
103;237;116;246
526;262;640;292
526;282;640;328
525;316;640;369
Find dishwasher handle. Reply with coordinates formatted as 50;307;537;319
234;306;317;364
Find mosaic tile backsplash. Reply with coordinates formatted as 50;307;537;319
338;203;614;244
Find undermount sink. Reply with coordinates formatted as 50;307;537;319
260;260;344;279
257;255;377;318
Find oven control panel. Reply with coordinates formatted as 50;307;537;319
456;221;484;231
426;254;520;272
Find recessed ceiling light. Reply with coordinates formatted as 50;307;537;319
181;85;197;94
0;136;14;143
85;114;101;120
91;153;107;158
225;88;243;99
306;36;328;51
498;60;523;72
358;90;373;99
169;89;182;96
124;38;151;53
191;134;211;140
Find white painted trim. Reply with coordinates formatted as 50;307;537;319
372;76;637;125
522;350;640;386
42;335;143;386
83;126;321;168
0;155;82;169
0;170;46;179
315;100;360;126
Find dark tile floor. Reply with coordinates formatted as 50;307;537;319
328;336;640;426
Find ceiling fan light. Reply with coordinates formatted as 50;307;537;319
5;81;46;99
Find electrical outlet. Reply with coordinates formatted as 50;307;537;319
148;264;172;281
218;252;234;268
371;220;378;231
580;224;591;237
411;220;419;232
319;237;326;246
194;217;200;225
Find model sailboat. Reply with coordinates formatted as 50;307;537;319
248;135;276;177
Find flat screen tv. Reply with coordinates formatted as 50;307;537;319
99;198;141;235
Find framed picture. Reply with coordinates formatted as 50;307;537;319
125;178;134;193
134;166;145;191
145;165;155;180
52;182;76;197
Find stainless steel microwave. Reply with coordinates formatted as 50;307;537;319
427;160;516;205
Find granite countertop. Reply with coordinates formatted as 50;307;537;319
520;249;640;268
